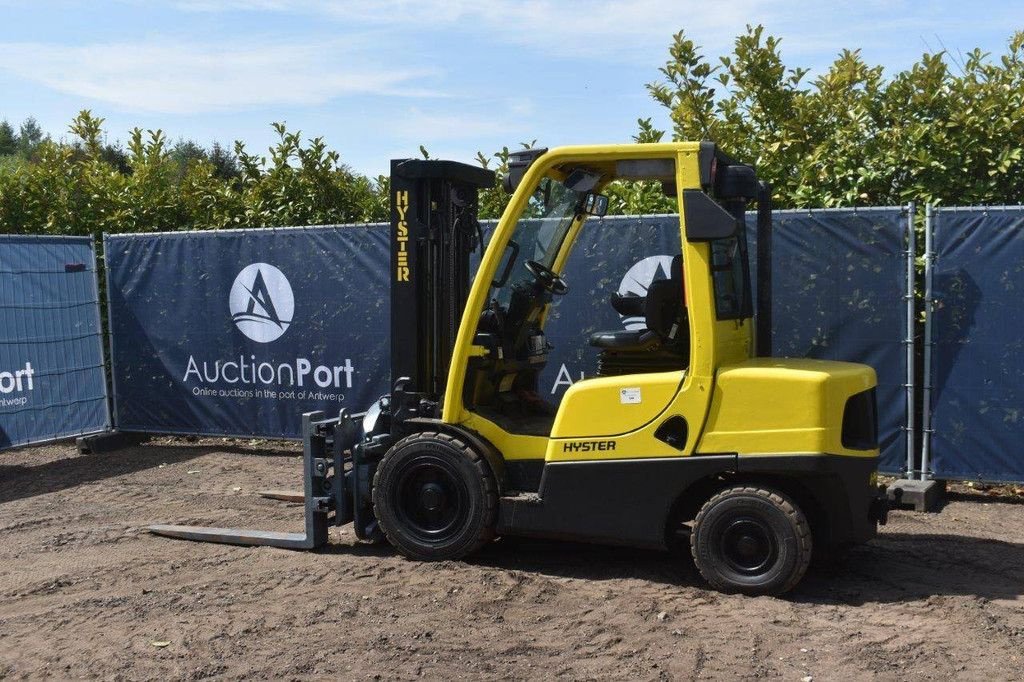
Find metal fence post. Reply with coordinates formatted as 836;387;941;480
903;202;917;479
89;237;112;432
920;205;936;481
102;233;121;431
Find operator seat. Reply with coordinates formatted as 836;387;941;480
589;255;689;375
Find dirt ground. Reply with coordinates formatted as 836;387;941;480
1;439;1023;681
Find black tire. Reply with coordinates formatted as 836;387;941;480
372;431;497;561
690;486;812;596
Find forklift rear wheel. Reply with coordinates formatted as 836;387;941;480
690;486;812;596
373;432;497;561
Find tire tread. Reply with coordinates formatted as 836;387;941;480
690;485;813;595
373;431;497;560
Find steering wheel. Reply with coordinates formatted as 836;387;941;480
524;260;569;296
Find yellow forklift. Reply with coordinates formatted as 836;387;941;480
151;142;888;595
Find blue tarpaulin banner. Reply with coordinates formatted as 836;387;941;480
0;235;109;450
105;226;390;438
105;212;909;458
750;209;910;473
929;208;1024;482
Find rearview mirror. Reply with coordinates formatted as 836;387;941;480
682;190;739;241
582;192;608;217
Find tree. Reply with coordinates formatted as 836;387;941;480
0;120;16;156
233;122;385;227
0;112;389;235
100;143;132;175
646;26;1024;207
208;142;240;181
171;139;208;167
474;145;514;220
17;117;45;159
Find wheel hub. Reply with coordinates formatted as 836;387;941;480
393;455;469;542
420;482;446;511
735;534;761;558
720;517;777;575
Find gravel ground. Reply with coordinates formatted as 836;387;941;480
1;438;1023;680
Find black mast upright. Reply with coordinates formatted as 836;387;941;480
388;159;495;428
755;181;773;357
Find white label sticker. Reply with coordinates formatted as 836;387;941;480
620;388;641;404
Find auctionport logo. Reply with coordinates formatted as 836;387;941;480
0;361;35;408
182;262;354;399
229;263;294;343
617;255;675;330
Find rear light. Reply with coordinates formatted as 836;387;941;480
842;388;878;450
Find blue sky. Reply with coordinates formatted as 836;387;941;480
0;1;1021;176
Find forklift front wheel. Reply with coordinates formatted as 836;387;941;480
372;432;497;561
690;486;813;596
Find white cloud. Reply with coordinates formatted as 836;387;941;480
383;106;522;142
0;40;443;114
168;0;768;58
171;0;293;9
164;0;1024;64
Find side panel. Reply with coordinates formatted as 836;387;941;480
549;370;684;438
499;455;738;548
498;453;881;549
928;208;1024;482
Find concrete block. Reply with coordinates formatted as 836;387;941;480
887;478;946;513
76;431;150;455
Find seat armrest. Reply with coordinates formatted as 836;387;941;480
588;328;661;351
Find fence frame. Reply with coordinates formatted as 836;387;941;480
921;205;935;480
102;224;390;440
922;204;1024;482
0;234;110;449
903;203;917;479
764;205;913;476
101;234;121;431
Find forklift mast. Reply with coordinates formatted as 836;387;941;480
388;159;496;427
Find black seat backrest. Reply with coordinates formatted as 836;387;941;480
644;255;684;339
610;291;645;317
